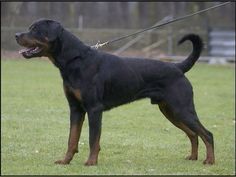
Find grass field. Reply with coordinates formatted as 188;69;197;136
1;59;235;175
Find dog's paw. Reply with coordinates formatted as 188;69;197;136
84;159;97;166
203;158;215;165
54;159;70;165
185;155;197;160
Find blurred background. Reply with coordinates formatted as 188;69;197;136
1;2;235;62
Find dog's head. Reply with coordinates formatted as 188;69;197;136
15;19;63;59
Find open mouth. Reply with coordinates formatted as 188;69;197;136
19;46;43;57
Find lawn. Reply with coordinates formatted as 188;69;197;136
1;59;235;175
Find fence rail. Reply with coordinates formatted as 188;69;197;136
208;29;235;57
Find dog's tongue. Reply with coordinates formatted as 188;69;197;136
19;47;35;54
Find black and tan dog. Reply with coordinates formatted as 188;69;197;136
15;19;215;166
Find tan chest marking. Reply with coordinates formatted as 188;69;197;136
71;88;82;101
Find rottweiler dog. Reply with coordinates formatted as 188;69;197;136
15;19;215;166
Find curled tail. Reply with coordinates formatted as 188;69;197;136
176;34;203;73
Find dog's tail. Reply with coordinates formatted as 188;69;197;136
176;34;203;73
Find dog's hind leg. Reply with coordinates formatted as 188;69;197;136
177;111;214;164
150;90;199;160
159;103;215;164
193;120;214;164
158;102;199;161
158;78;214;164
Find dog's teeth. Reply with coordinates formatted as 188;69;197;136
19;47;38;54
31;47;39;53
32;47;37;51
19;48;28;54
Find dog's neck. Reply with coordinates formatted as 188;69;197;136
49;29;91;70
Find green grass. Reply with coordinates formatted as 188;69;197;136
1;59;235;175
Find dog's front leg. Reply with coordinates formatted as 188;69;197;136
55;84;86;165
84;106;103;166
55;105;85;165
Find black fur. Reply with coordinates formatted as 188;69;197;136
15;19;215;166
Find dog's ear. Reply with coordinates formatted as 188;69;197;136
46;20;63;42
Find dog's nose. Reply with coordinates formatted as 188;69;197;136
15;33;21;40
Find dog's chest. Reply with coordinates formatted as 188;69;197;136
64;84;82;101
70;87;82;101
